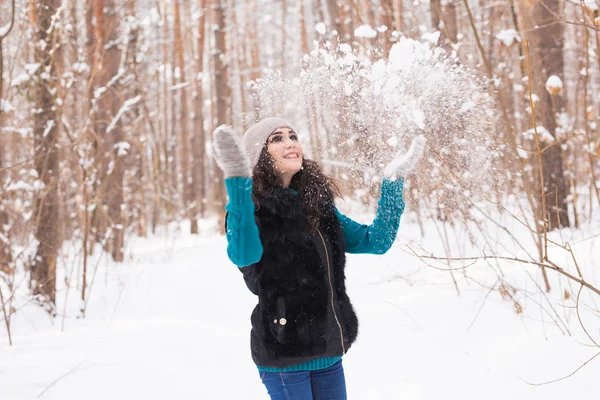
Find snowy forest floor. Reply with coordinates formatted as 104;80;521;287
1;201;600;399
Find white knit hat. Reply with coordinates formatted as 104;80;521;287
243;117;297;169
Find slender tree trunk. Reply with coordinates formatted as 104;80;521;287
87;0;103;251
0;0;15;276
126;0;146;238
392;0;404;32
248;0;261;121
213;0;228;234
444;0;458;44
338;0;352;40
30;0;62;308
380;0;394;53
430;0;442;32
315;0;325;24
363;0;375;27
326;0;343;37
173;0;193;232
301;1;322;161
169;15;179;212
192;0;207;230
159;0;172;222
0;128;11;275
281;0;287;70
102;1;125;262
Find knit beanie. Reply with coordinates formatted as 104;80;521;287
243;117;297;169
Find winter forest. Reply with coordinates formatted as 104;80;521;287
1;0;600;398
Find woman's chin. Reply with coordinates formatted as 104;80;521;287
278;162;303;175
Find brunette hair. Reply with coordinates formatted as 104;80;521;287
252;146;340;230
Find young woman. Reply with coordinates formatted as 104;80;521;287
213;117;425;400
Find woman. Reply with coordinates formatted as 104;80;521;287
213;117;425;400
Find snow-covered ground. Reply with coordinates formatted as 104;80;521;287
1;206;599;399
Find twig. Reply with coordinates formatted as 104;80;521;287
0;285;12;346
575;284;600;348
525;40;548;257
467;278;499;332
522;350;600;386
405;246;600;297
36;360;87;398
525;39;553;292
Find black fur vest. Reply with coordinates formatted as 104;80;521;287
240;186;359;368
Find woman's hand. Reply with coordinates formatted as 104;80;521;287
383;135;426;181
213;125;252;178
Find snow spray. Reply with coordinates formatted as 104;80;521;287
251;37;504;218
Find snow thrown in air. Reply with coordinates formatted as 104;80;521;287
250;38;503;218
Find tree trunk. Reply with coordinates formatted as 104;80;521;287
125;0;147;238
102;1;125;262
519;0;570;230
174;0;194;232
430;0;442;33
392;0;404;32
169;18;179;212
0;128;11;276
380;0;394;53
213;0;228;234
248;0;261;121
30;0;62;308
301;0;322;160
192;0;207;231
159;0;171;222
326;0;343;37
0;0;15;276
444;0;458;44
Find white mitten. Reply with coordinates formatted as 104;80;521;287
383;135;426;181
213;125;252;178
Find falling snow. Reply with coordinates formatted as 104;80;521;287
252;37;502;216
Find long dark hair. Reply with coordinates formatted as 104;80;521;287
252;146;340;231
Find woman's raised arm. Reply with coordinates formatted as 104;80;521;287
213;125;263;267
337;135;426;255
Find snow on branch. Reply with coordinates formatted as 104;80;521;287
354;25;377;39
545;75;563;95
496;29;520;47
523;126;555;144
106;95;141;133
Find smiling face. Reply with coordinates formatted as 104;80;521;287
266;127;303;187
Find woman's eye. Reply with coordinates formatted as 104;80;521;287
271;136;282;143
290;135;298;141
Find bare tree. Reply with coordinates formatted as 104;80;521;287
30;0;63;308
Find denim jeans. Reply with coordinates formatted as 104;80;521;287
259;360;347;400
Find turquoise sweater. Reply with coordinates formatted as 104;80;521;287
224;177;405;372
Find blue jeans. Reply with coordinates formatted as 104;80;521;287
259;360;347;400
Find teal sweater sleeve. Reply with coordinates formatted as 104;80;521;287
224;177;263;267
223;177;404;265
335;178;405;254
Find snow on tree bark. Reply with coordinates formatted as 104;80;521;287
30;0;62;308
